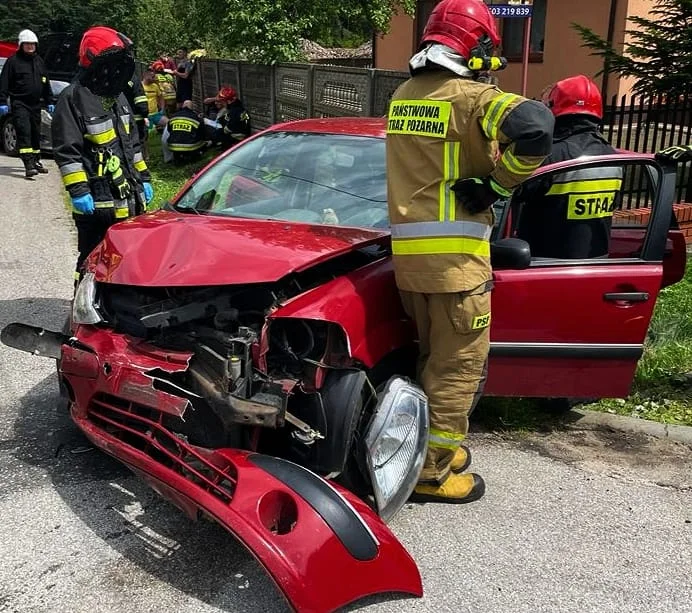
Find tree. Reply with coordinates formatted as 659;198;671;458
209;0;416;64
0;0;137;39
572;0;692;97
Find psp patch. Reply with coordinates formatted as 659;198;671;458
386;99;451;138
472;312;491;330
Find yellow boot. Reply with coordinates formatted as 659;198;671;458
450;445;471;473
410;472;485;504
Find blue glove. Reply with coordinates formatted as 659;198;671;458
143;182;154;203
47;104;55;114
71;193;95;214
0;105;9;116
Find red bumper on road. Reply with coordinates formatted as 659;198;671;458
60;328;423;613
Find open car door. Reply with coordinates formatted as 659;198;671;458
485;153;684;399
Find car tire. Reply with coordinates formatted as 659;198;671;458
1;117;18;156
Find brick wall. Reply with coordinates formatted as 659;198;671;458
614;203;692;244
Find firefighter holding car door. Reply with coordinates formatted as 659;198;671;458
516;75;622;259
51;26;154;286
0;29;55;179
386;0;554;504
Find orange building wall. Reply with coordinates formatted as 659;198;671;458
495;1;614;98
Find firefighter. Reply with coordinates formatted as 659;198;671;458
206;86;251;149
152;60;177;115
51;26;154;285
165;100;207;164
386;0;554;504
0;29;55;179
515;75;623;259
124;73;150;158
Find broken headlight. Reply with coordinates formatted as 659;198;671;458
72;272;103;325
364;376;428;523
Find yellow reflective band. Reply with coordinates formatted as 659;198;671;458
42;76;47;83
134;95;147;104
115;207;129;219
502;149;541;176
386;99;451;138
73;271;81;281
19;147;33;154
428;427;465;450
62;171;88;186
472;313;491;330
32;149;40;154
567;193;618;220
123;122;130;135
168;142;205;151
547;179;623;196
489;177;512;198
392;236;490;257
482;93;520;140
451;142;461;220
134;160;147;172
439;142;449;221
85;129;117;145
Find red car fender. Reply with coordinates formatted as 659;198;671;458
272;258;416;368
73;412;423;613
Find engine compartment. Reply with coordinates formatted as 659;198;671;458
88;247;385;478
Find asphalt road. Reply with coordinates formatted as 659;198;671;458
1;152;691;613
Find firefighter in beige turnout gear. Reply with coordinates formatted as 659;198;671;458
386;0;554;504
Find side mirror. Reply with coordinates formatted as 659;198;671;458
491;238;531;269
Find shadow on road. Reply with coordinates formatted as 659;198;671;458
11;372;291;613
0;163;29;180
0;297;71;331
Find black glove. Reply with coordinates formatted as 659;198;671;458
451;177;505;215
655;145;692;164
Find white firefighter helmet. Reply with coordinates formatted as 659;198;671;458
18;29;39;45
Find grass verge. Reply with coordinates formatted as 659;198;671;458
145;130;218;211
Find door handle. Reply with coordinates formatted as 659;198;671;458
603;292;650;302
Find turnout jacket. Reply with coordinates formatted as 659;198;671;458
386;70;554;293
167;106;206;152
0;50;53;106
218;99;251;145
124;78;149;126
516;117;621;259
52;82;151;218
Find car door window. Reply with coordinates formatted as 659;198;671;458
509;159;659;263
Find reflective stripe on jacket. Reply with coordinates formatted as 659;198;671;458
125;78;149;123
51;82;151;216
386;70;554;293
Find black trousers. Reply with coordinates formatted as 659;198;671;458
73;209;120;279
13;101;41;157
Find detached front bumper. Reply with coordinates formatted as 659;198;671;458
1;323;423;613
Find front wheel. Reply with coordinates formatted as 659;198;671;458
1;117;18;156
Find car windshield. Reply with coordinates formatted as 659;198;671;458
174;132;389;228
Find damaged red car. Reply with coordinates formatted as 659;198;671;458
2;117;687;612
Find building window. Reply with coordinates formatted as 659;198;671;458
488;0;547;62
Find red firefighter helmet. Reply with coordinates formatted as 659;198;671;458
151;60;165;72
216;86;237;103
79;26;132;68
419;0;500;60
544;75;603;120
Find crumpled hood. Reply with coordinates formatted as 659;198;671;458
88;211;389;286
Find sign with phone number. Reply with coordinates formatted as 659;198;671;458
489;5;533;17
